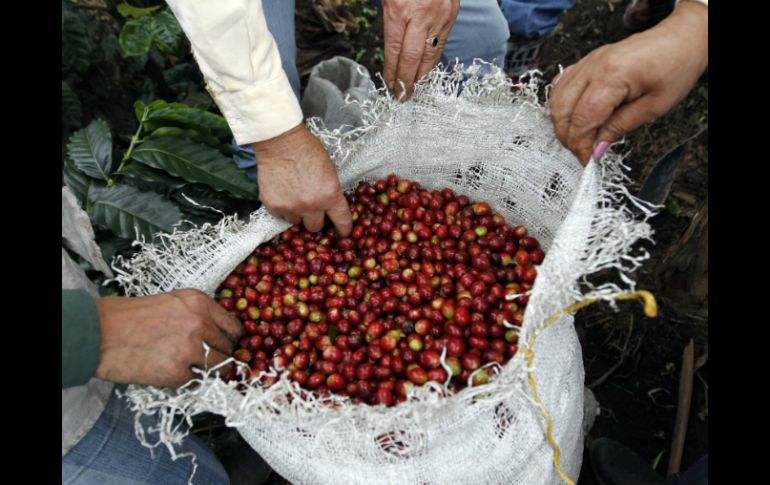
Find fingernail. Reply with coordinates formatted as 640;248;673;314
592;141;610;162
387;81;395;91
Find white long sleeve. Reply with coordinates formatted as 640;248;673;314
165;0;303;145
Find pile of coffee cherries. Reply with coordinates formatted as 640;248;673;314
216;175;543;406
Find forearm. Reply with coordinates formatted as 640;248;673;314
669;0;708;69
164;0;303;144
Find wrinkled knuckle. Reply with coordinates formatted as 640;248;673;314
184;289;209;306
294;193;316;209
383;40;402;55
569;110;593;130
323;186;344;204
400;48;423;66
579;97;605;119
603;119;627;138
599;55;625;76
184;315;207;337
414;3;431;16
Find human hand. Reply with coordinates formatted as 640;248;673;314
252;124;352;236
382;0;460;99
549;0;708;165
95;289;243;388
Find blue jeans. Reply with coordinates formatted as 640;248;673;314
501;0;576;38
62;386;229;485
232;0;511;181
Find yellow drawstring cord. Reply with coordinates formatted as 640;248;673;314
521;290;657;485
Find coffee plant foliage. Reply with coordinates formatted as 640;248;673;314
62;1;260;295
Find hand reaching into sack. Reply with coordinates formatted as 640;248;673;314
549;0;707;165
253;124;352;237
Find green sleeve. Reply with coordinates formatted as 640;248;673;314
62;289;102;388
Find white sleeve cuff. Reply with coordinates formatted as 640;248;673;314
209;73;304;145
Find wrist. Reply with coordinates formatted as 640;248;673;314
251;123;305;160
93;297;118;381
657;1;708;68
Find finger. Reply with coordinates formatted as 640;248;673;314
325;191;353;237
565;81;629;165
201;323;238;356
552;64;574;87
415;26;449;82
275;212;302;225
192;347;233;377
212;361;235;382
302;210;326;233
263;200;302;225
549;64;589;148
206;298;244;343
592;141;611;162
383;7;406;91
595;94;664;149
264;205;289;223
395;20;430;99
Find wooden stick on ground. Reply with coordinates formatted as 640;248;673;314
667;339;695;476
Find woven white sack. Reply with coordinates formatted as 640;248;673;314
114;63;654;485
